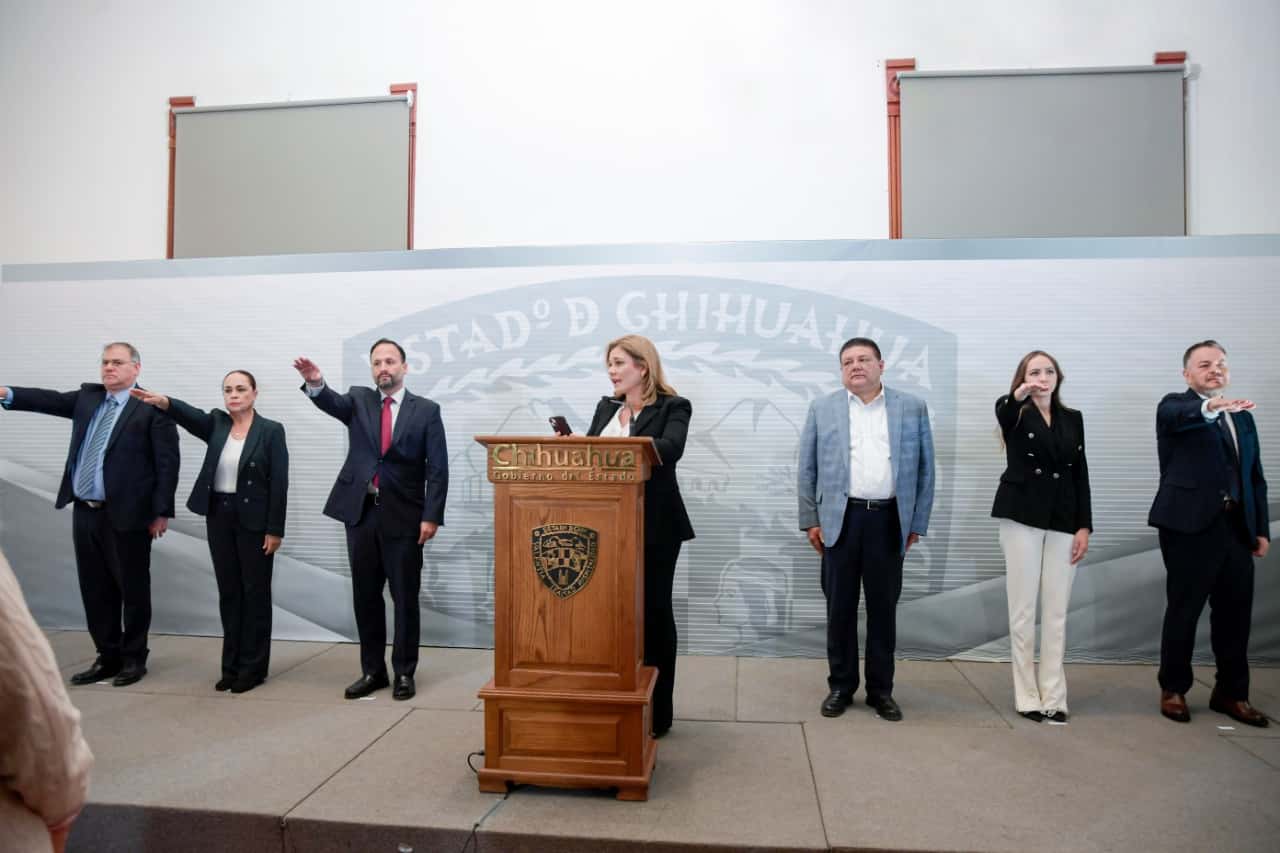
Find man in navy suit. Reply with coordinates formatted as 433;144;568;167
295;339;448;700
1;342;180;687
1150;340;1270;727
798;337;935;722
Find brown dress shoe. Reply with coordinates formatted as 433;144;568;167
1209;693;1270;728
1160;690;1190;723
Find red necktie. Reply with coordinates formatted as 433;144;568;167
374;396;393;489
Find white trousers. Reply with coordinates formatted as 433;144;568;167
999;519;1077;714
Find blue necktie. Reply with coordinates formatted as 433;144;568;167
75;397;119;498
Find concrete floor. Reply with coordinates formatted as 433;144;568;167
46;631;1279;853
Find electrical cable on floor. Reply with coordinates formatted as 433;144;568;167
459;786;512;853
466;749;484;774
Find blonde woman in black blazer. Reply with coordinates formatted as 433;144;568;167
585;334;694;737
132;371;288;693
991;351;1091;723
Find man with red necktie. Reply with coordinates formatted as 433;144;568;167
294;339;449;701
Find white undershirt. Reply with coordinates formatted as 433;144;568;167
213;435;245;493
848;388;894;499
600;404;629;438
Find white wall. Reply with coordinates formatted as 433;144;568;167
2;0;1277;264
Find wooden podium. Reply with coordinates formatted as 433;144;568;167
474;436;659;801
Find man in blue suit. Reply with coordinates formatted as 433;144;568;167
1149;340;1269;727
1;342;179;687
295;339;448;701
798;337;935;721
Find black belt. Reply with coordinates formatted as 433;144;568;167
75;499;105;510
1223;498;1240;513
365;491;381;507
848;497;896;511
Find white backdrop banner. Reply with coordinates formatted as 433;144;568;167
2;238;1277;661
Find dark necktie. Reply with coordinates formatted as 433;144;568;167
1216;413;1241;501
374;396;393;489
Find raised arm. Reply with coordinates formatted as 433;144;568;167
1156;392;1254;435
294;357;356;424
131;390;216;442
2;386;79;419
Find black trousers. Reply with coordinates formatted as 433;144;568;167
1158;508;1255;699
821;499;904;699
346;498;423;678
644;539;682;734
207;494;275;681
71;502;153;666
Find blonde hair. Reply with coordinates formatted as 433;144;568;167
605;334;677;406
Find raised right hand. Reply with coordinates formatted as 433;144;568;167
1014;381;1049;401
293;357;323;385
1207;396;1255;413
129;388;170;410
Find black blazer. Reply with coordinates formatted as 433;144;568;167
6;384;180;531
167;398;288;536
990;395;1092;534
587;394;695;544
304;383;448;536
1148;388;1269;541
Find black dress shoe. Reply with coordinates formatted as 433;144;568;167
1045;711;1068;723
70;659;121;686
867;695;903;721
215;676;235;692
231;675;265;694
392;675;415;701
652;724;671;739
1019;710;1045;722
111;664;147;687
820;690;854;717
344;673;390;699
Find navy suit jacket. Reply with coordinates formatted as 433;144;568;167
586;394;695;544
6;384;180;531
166;398;289;536
1148;388;1269;542
304;383;448;536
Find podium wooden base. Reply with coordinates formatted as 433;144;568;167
478;666;658;801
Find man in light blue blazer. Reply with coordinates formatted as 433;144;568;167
798;337;935;721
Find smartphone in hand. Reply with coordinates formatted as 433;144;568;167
549;415;572;436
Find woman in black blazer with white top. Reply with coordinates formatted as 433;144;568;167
991;351;1091;723
585;334;694;737
132;370;288;693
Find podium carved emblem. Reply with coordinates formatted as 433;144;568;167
531;524;600;599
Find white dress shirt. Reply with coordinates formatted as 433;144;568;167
599;402;629;437
848;387;894;499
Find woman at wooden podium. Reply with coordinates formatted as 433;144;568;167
585;334;695;738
